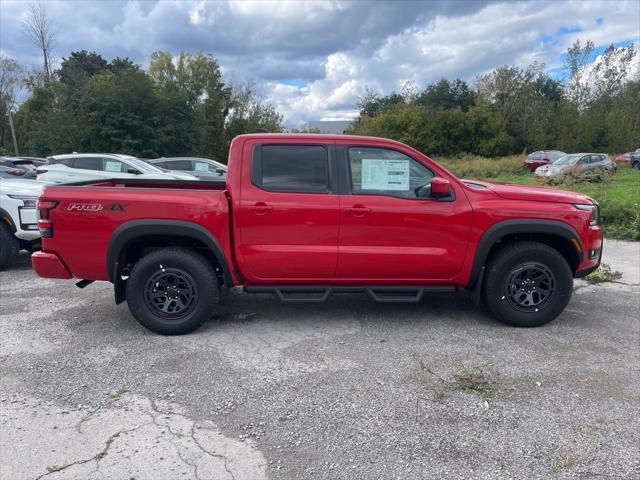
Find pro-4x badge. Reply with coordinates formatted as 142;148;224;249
67;203;128;212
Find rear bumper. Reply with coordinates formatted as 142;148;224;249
31;251;72;279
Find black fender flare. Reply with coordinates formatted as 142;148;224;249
106;219;233;288
467;219;583;289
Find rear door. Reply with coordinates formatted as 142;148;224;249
236;141;340;281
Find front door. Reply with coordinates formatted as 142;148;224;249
237;142;340;281
337;146;472;281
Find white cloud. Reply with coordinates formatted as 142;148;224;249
0;0;638;126
261;0;640;126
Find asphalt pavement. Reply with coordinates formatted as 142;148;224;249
1;240;638;480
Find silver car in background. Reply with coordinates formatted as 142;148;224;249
148;157;227;181
37;153;198;183
534;153;616;178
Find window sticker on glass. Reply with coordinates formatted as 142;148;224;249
194;162;209;172
361;159;410;190
104;160;123;172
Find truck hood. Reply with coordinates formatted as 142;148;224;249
463;180;595;204
0;178;49;196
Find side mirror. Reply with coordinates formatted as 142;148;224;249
430;177;451;197
126;168;140;174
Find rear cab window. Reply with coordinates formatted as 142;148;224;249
252;144;330;193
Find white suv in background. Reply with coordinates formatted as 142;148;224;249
0;177;46;270
37;153;197;183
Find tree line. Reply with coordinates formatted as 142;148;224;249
0;50;283;160
1;39;638;161
348;41;639;157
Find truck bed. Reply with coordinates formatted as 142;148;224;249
38;178;231;282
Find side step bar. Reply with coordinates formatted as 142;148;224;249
243;285;456;303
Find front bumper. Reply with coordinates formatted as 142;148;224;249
31;251;72;279
574;226;603;277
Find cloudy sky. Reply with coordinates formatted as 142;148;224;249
1;0;638;126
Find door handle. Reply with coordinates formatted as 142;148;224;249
249;202;273;215
347;204;370;217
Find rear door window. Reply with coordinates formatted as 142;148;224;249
253;145;329;193
72;157;102;170
194;160;217;172
161;160;192;170
103;158;129;172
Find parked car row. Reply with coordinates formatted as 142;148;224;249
2;153;228;184
525;148;639;178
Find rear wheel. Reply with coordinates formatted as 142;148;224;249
482;241;573;327
126;247;219;335
632;161;640;170
0;224;19;271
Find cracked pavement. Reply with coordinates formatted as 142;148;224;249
1;240;639;479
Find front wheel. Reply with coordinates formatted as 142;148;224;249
482;241;573;327
126;247;219;335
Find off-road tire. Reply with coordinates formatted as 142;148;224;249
126;247;219;335
0;224;19;271
632;161;640;170
482;241;573;327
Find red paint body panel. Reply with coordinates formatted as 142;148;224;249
31;251;72;279
35;134;602;291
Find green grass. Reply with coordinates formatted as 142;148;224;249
435;155;640;241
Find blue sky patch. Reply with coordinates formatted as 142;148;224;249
556;26;582;36
595;17;604;26
280;79;307;89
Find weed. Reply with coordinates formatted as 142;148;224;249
585;263;623;284
552;450;578;472
452;370;494;400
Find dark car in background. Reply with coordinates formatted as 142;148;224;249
0;157;38;179
524;150;566;172
149;157;227;180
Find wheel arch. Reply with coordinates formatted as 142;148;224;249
468;219;583;289
106;219;233;301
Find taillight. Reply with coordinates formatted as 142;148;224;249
37;200;59;238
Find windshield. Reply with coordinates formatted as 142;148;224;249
552;154;581;166
124;157;165;173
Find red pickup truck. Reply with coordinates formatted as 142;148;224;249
32;134;602;334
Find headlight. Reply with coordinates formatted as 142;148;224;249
7;195;38;208
573;204;599;226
